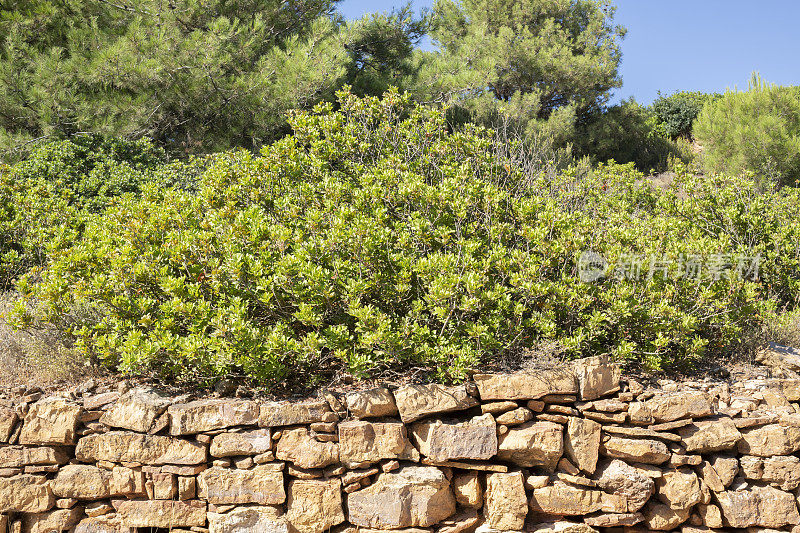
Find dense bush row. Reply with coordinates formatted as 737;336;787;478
3;91;800;388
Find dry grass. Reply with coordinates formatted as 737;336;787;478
762;308;800;349
0;291;97;388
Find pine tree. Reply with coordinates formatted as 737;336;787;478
694;73;800;187
417;0;625;152
0;0;349;157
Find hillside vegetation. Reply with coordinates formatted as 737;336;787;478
1;0;800;388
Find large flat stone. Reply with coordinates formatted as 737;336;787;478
346;387;399;419
53;465;111;499
738;423;800;456
117;500;206;528
338;420;418;466
347;466;455;528
0;474;54;513
208;506;286;533
287;478;345;533
19;398;81;445
497;421;563;471
564;417;601;474
197;464;286;505
474;370;577;401
393;384;478;423
716;485;800;528
599;436;670;464
169;399;259;435
655;468;701;511
573;356;621;400
22;507;83;533
75;431;207;465
0;446;69;468
275;427;339;469
210;429;272;457
594;459;654;513
485;472;527;530
100;388;171;433
411;414;497;462
529;481;603;515
637;391;714;423
259;400;332;427
677;416;742;452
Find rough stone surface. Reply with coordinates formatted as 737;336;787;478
116;499;207;528
738;423;800;456
716;485;800;528
485;472;527;530
259;400;332;427
594;459;655;513
393;384;478;423
19;398;81;445
346;388;398;419
599;435;670;464
75;431;206;465
22;507;83;533
525;523;598;533
0;407;17;443
208;506;286;533
655;468;701;511
99;388;171;433
197;465;285;505
53;465;111;500
276;427;339;469
474;370;578;401
338;421;418;466
169;399;259;435
739;454;800;490
287;478;345;533
452;472;482;509
0;475;54;513
573;356;621;400
529;481;603;515
710;455;739;487
210;429;272;457
72;515;130;533
643;502;690;530
347;466;456;529
0;446;69;468
411;414;497;462
678;416;742;452
639;391;714;423
497;421;563;471
7;360;800;533
564;417;601;474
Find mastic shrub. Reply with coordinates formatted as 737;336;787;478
694;75;800;186
576;99;683;173
651;90;721;139
0;135;212;289
15;91;800;386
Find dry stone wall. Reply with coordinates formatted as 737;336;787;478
2;356;800;532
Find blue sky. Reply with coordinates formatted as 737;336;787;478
337;0;800;104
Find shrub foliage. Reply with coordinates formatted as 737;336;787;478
11;91;800;387
651;90;720;139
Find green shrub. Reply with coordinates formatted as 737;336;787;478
0;135;171;289
651;90;721;139
15;91;800;386
694;74;800;186
577;99;684;173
